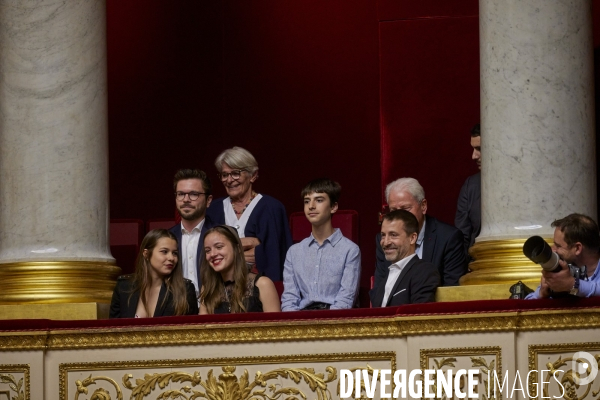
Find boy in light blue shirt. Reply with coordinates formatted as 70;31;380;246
281;178;361;311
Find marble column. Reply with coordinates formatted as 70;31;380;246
0;0;119;303
462;0;596;285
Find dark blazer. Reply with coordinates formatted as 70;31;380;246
206;195;293;281
454;172;481;259
374;215;467;290
370;256;440;307
109;275;199;318
169;214;216;289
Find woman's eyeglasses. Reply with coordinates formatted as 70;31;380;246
218;169;248;181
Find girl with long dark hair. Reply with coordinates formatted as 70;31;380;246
110;229;198;318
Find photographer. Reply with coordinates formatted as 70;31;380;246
526;214;600;299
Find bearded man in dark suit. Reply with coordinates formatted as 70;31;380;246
371;209;440;307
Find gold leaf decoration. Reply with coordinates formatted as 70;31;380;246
529;343;600;400
0;335;46;351
542;353;600;400
75;375;122;400
421;347;502;400
90;388;111;400
468;356;497;400
123;365;336;400
0;365;29;400
0;373;24;400
434;358;457;370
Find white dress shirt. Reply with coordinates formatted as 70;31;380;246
180;219;205;295
382;253;417;306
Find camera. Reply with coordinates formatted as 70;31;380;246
523;235;587;279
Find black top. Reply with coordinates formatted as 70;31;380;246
109;275;199;318
214;273;264;314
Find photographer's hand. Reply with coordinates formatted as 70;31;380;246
538;276;551;298
542;260;575;293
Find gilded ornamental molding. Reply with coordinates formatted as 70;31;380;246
518;310;600;331
2;307;600;351
0;334;46;351
47;318;401;350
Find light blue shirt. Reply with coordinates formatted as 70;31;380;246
526;259;600;299
281;228;361;311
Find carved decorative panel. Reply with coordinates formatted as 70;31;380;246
529;343;600;400
420;346;502;400
60;352;395;400
0;364;30;400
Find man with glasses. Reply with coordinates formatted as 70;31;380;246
169;169;215;295
372;178;467;296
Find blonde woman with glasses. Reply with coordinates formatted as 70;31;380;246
206;146;292;282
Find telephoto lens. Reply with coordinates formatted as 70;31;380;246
523;236;560;272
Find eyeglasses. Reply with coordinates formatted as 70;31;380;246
218;168;248;181
175;191;206;201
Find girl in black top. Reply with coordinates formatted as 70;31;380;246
109;229;198;318
200;225;280;314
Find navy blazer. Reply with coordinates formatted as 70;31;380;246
206;195;292;281
374;215;467;291
370;256;440;307
169;214;216;289
455;172;481;259
109;275;199;318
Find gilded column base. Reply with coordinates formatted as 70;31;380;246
0;261;121;304
459;238;544;287
436;283;534;301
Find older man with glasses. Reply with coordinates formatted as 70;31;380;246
169;169;216;295
206;146;293;282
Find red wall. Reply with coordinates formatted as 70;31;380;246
107;1;224;215
379;0;480;222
